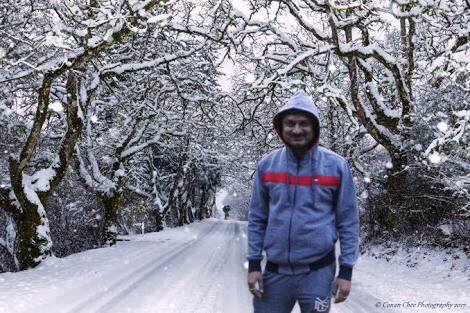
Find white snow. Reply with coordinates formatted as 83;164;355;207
49;101;64;113
365;80;402;119
20;173;53;261
245;73;256;84
438;224;452;236
5;215;16;257
385;162;393;169
455;110;469;120
44;35;71;50
437;121;449;133
428;152;442;164
0;219;468;313
115;169;125;177
215;189;229;217
414;144;423;151
0;47;6;59
29;167;57;192
147;14;169;25
277;49;318;76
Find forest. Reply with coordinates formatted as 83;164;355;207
0;0;468;273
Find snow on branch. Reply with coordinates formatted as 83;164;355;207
227;7;301;51
120;131;164;159
99;43;206;75
318;84;361;130
76;146;105;191
425;110;470;156
277;48;325;76
280;0;329;41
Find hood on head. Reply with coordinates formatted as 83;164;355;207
273;90;320;148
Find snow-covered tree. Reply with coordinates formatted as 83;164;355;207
218;0;469;237
0;0;227;270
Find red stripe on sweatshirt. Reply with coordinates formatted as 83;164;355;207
262;172;340;186
314;175;340;186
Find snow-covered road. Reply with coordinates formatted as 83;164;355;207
0;219;468;313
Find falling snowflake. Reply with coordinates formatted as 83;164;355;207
428;152;441;164
364;177;371;183
385;162;393;169
50;101;64;113
90;115;98;123
436;121;448;132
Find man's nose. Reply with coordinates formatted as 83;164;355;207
292;124;302;134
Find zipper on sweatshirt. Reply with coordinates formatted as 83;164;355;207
287;160;300;273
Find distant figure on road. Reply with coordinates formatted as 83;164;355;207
247;90;360;313
222;204;231;220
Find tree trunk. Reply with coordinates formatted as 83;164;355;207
197;187;207;221
187;187;195;223
203;187;215;218
15;207;51;270
6;70;83;269
154;211;164;232
384;154;409;231
102;192;121;246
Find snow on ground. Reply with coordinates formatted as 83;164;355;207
349;245;469;313
0;219;468;313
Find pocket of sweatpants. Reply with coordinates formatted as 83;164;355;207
306;262;336;296
324;261;336;296
262;269;284;289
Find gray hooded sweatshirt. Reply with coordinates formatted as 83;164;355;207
247;90;360;280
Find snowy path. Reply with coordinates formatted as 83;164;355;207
0;219;468;313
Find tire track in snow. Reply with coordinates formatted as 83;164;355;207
148;220;236;313
188;221;239;313
60;221;219;313
93;219;235;313
87;220;396;313
209;221;252;313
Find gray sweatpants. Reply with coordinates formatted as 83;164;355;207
253;263;335;313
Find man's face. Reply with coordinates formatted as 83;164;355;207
281;111;315;151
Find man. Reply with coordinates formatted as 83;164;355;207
247;90;359;313
223;204;231;220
